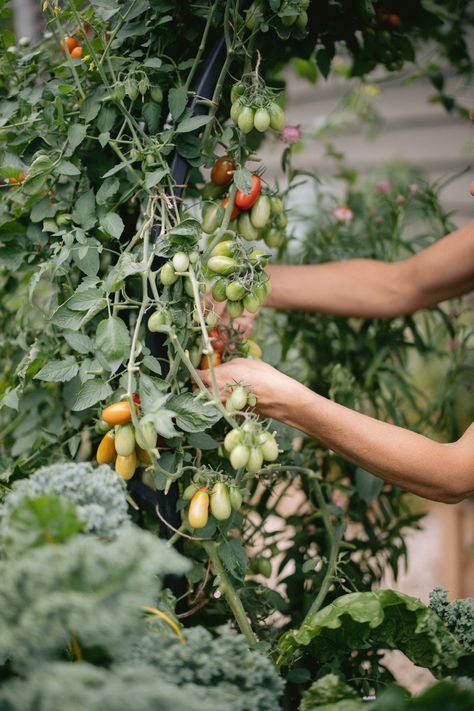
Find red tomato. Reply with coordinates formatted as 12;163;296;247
211;156;235;186
132;394;141;404
220;197;241;221
388;13;401;28
200;352;222;369
60;36;79;53
235;175;261;210
208;327;226;356
70;46;83;58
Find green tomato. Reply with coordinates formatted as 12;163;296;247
264;228;285;249
202;204;222;234
184;277;195;298
211;279;228;302
189;250;200;264
172;251;190;272
253;282;268;304
211;240;234;258
300;0;310;9
230;384;248;411
253;108;271;132
245;1;261;30
276;211;288;229
95;419;113;435
160;262;179;286
148;310;167;332
296;10;308;27
225;280;246;301
226;300;244;318
246;446;264;474
56;213;71;225
229;487;243;511
257;558;272;578
268;102;286;131
281;13;297;26
270;196;283;215
230;443;250;470
210;482;232;521
238;211;260;242
150;85;163;102
207;255;237;276
224;428;243;452
206;311;218;328
135;421;157;450
183;482;199;501
259;432;279;462
247;393;257;407
250;195;272;229
230;100;244;124
189;345;202;368
243;292;261;314
237;106;255;134
115;424;136;456
231;82;246;103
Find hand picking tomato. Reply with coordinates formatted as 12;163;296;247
102;401;132;425
200;352;222;369
221;196;241;221
60;36;79;53
211;156;235;186
235;175;261;210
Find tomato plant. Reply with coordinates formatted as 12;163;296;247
0;0;473;707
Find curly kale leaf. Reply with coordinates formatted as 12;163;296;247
0;463;129;543
278;589;473;677
0;525;188;671
130;625;284;711
429;587;474;653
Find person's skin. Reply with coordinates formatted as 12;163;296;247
199;184;474;504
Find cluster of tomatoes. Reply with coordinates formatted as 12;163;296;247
184;479;243;529
95;398;156;481
59;35;83;59
158;250;200;292
246;0;310;31
230;81;285;135
223;420;279;474
225;383;257;414
6;173;26;185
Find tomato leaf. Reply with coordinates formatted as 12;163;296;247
71;190;97;230
176;114;212;133
95;317;131;374
64;332;94;355
168;85;188;120
68;288;105;312
57;160;81;177
35;356;79;383
218;539;248;580
139;373;169;413
187;432;219;450
355;468;384;504
67;123;87;153
144;168;168;189
96;177;120;205
233;167;253;194
71;378;113;411
100;212;125;239
167;393;221;433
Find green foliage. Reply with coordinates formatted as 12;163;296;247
429;587;474;653
0;462;129;542
277;590;474;677
299;674;358;710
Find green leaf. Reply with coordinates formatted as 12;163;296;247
68;288;105;312
71;378;113;411
96;177;120;205
316;48;332;78
143;57;162;69
35;356;78;383
187;432;219;450
67;123;87;152
168;85;188;120
299;674;358;711
142;101;162;133
72;242;100;277
233;167;253;193
139;373;169;412
144;168;168;189
102;252;144;292
57;160;81;176
167;392;221;433
72;190;96;230
95;317;130;374
4;495;84;553
218;539;248;580
64;332;94;355
143;410;178;439
100;212;124;239
101;162;129;179
176;114;211;133
142;354;162;375
277;590;473;675
355;468;384;504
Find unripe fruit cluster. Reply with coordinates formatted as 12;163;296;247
230;81;285;134
159;250;200;296
184;481;243;529
226;384;257;413
223;422;279;474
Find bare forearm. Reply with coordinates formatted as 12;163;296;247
278;383;474;503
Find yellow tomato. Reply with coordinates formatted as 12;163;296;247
96;431;116;465
188;489;210;529
115;451;137;480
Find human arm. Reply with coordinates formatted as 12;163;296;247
197;358;474;504
265;219;474;318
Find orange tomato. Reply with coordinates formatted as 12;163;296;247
60;36;79;53
200;352;222;370
136;445;152;465
115;451;137;480
96;431;116;465
102;401;132;425
70;46;83;58
220;197;241;221
188;488;210;529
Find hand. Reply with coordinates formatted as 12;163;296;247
196;357;306;421
203;295;260;339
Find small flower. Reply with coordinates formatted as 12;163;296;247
89;62;95;71
83;54;90;62
333;206;353;223
447;338;460;351
364;83;381;97
374;180;392;193
280;125;301;144
396;194;406;206
409;183;419;195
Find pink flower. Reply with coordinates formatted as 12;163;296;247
333;206;353;223
280;125;301;144
374;180;392;193
447;338;460;351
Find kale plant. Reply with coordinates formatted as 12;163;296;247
429;587;474;653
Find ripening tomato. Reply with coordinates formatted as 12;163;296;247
235;175;261;210
388;13;401;28
188;488;210;529
210;240;234;258
208;328;226;355
207;255;237;275
70;46;83;59
136;445;152;465
60;36;79;53
210;482;232;521
115;424;136;456
221;197;241;221
225;280;246;302
211;279;227;302
132;394;141;405
226;300;244;319
102;401;132;426
200;352;222;369
115;451;137;480
237;106;255;134
268;102;285;131
243;292;261;314
250;195;271;229
211;156;235;186
96;431;116;465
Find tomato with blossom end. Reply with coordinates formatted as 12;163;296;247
188;488;210;529
243;292;261;314
211;156;235;186
96;431;116;464
221;197;241;221
102;401;132;426
211;240;233;258
210;482;232;521
259;432;279;461
268;102;285;131
202;204;222;234
200;352;222;369
115;451;137;480
235;175;261;210
225;281;246;302
207;255;237;276
230;443;250;469
172;251;189;272
238;211;260;241
160;262;179;286
114;424;136;456
229;384;248;411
